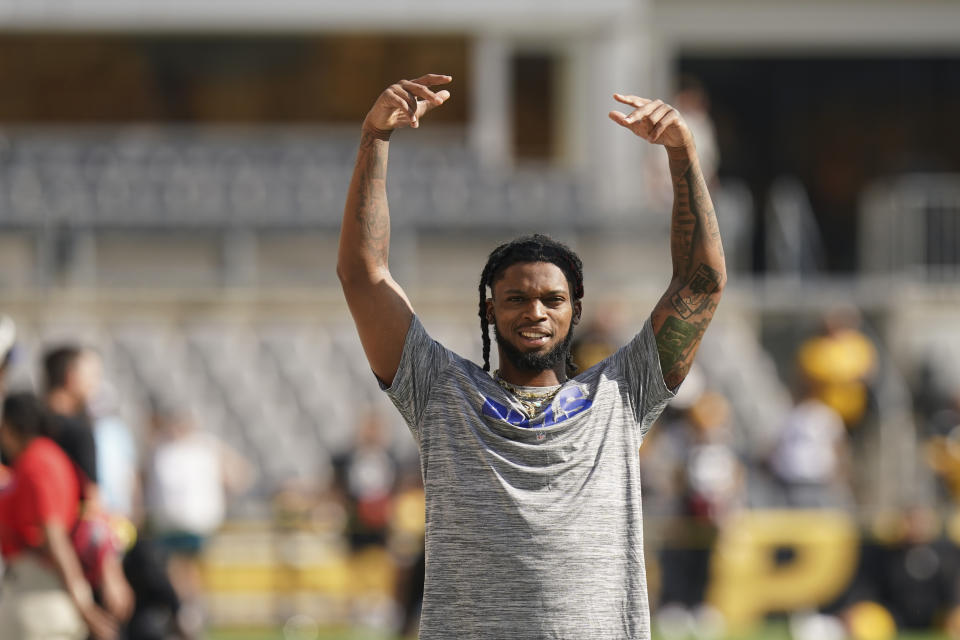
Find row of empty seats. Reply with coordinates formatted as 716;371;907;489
0;129;587;227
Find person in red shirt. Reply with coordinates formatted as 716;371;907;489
0;392;118;640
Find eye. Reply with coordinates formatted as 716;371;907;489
545;296;565;306
507;296;525;303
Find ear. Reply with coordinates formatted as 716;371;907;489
572;300;582;325
485;298;495;323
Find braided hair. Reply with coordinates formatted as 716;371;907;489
478;234;584;375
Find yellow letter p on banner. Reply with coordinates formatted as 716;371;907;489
708;510;859;631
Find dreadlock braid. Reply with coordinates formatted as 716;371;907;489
477;234;585;374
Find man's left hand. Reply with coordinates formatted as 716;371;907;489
609;95;693;149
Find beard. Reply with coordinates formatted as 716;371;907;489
494;323;575;374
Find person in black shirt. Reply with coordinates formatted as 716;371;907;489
42;345;103;512
43;344;136;630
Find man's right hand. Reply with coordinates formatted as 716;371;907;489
79;602;119;640
363;74;452;132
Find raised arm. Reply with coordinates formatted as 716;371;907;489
336;74;451;386
609;95;726;389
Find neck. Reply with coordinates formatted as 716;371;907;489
47;389;80;416
495;356;566;387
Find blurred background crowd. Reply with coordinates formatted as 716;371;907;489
0;0;959;638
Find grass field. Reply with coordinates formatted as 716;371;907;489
208;623;952;640
209;629;391;640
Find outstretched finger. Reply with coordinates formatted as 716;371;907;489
624;99;663;125
608;110;632;128
419;89;452;116
411;73;453;87
400;79;444;106
613;93;651;109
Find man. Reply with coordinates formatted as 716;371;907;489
142;398;254;636
0;392;117;639
43;345;103;508
42;345;135;625
337;74;725;638
332;413;399;550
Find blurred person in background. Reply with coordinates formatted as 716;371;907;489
842;507;960;635
108;395;191;640
88;384;149;638
333;412;398;550
644;385;743;639
639;364;707;517
0;392;118;640
337;73;725;638
920;386;960;506
43;345;104;511
121;534;192;640
90;384;138;523
141;398;253;635
796;306;877;430
768;378;852;509
570;304;626;371
41;345;134;628
389;463;426;638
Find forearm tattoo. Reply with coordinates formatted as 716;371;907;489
670;263;722;319
351;130;391;264
655;149;725;388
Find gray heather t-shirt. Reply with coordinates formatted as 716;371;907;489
383;315;674;639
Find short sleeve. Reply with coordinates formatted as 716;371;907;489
26;468;63;527
379;316;453;443
608;316;676;436
32;447;79;524
17;466;62;547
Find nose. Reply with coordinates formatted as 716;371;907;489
523;299;548;321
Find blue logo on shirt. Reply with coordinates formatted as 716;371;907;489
482;386;593;428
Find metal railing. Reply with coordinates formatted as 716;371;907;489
859;173;960;281
764;175;826;278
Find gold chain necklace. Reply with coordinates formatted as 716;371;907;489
493;370;563;417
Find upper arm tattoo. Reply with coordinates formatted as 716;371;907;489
656;315;700;374
655;302;717;388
